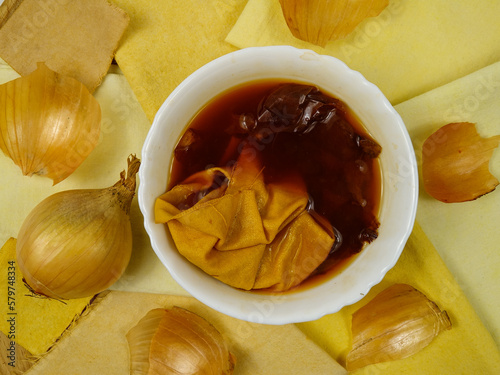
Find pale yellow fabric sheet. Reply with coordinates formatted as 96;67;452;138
226;0;500;105
297;222;500;373
395;61;500;345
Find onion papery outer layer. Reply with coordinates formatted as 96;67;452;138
126;309;165;375
0;62;101;184
346;284;452;370
279;0;389;47
16;155;140;300
127;307;236;375
422;122;500;203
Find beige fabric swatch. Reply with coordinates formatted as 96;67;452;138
0;331;33;374
25;291;347;375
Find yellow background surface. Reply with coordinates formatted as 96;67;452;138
1;0;500;373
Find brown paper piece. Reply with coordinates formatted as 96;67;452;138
0;331;33;374
0;0;129;92
25;291;346;375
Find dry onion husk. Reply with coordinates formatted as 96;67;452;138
16;155;140;300
126;307;236;375
0;62;101;184
346;284;452;371
422;122;500;203
279;0;389;47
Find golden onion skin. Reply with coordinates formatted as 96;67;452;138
127;307;236;375
0;62;101;184
16;155;139;300
16;188;132;299
346;284;452;370
279;0;389;47
422;122;500;203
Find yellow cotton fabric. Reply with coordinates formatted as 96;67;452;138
155;152;334;291
109;0;248;121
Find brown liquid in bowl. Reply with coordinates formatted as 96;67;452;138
169;80;381;285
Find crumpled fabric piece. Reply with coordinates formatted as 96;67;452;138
155;149;335;291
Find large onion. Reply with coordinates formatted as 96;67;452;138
16;155;140;299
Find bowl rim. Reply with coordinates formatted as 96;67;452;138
138;45;418;325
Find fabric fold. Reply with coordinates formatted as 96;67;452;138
155;149;335;291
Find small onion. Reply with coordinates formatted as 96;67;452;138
127;307;236;375
16;155;140;299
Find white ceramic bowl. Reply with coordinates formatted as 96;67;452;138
139;46;418;325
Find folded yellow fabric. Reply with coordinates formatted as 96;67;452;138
155;149;334;291
226;0;500;105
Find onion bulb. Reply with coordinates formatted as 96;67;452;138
127;307;236;375
279;0;389;47
0;62;101;184
16;155;140;299
346;284;452;371
422;122;500;203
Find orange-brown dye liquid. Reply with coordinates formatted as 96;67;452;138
169;79;381;289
